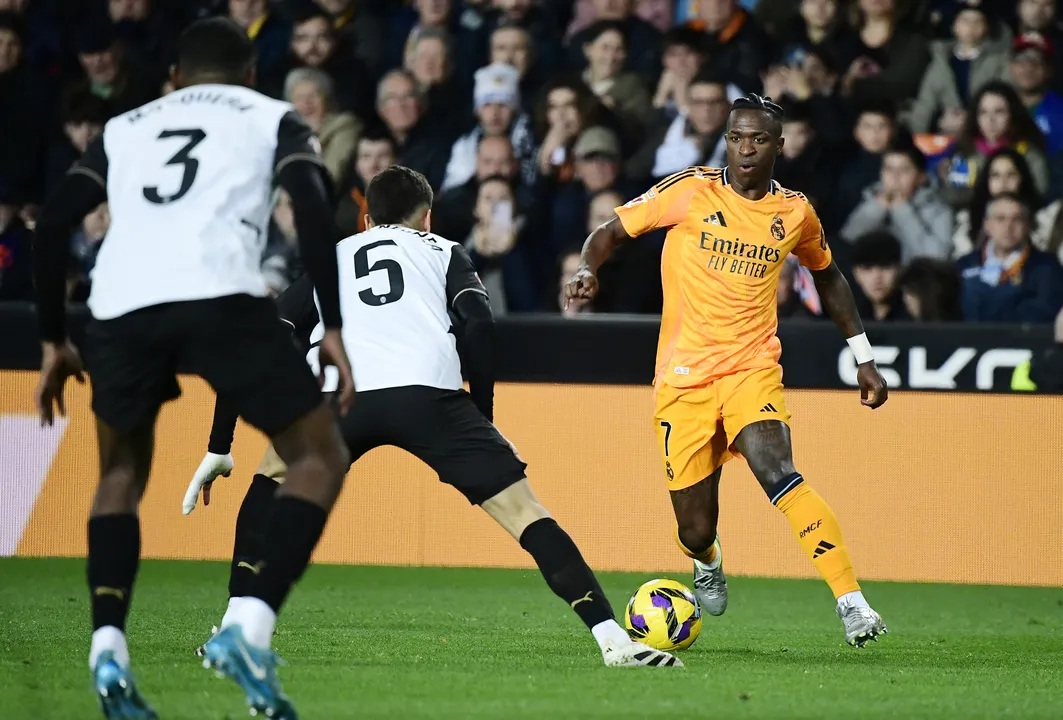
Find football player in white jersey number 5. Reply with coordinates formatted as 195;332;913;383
32;18;357;720
184;166;684;672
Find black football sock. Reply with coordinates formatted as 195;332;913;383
228;474;278;598
87;514;140;631
519;518;614;629
247;496;328;613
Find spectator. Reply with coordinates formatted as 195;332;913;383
311;0;387;78
636;0;673;33
284;68;361;184
107;0;176;85
897;257;963;321
227;0;289;88
489;24;540;110
953;147;1043;258
375;69;452;190
832;102;895;229
0;12;43;199
842;0;930;106
466;175;537;313
850;231;909;321
776;0;856;65
534;77;601;182
441;63;534;192
909;0;1008;135
762;46;849;149
627;71;729;183
958;193;1063;323
261;8;371;117
1009;32;1063;156
774;101;835;213
938;80;1050;207
548;126;626;253
580;20;654;146
434;134;526;246
653;26;708;119
71;16;157;117
688;0;771;93
488;0;563;83
0;174;32;300
842;140;954;261
1035;189;1063;265
568;0;662;77
335;130;396;237
68;202;109;302
1015;0;1063;91
43;91;109;197
394;0;487;92
777;255;823;319
404;27;466;131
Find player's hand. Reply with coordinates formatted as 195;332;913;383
182;452;234;515
856;362;888;409
35;341;85;427
318;329;355;415
563;266;598;310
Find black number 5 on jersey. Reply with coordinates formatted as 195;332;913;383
143;128;207;205
354;240;405;306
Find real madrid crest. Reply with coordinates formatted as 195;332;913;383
771;215;785;241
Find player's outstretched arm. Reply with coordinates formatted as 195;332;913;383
810;260;889;409
564;215;632;308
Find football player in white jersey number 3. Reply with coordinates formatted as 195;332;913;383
32;18;358;720
183;166;683;685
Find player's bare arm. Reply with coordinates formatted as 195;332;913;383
564;215;632;307
810;260;888;409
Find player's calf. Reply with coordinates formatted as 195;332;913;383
736;421;886;646
670;473;727;616
482;480;681;667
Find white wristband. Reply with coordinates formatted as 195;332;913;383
846;333;874;365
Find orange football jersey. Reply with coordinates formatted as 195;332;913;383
614;166;832;388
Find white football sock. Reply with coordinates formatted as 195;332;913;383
837;590;868;609
228;597;276;649
220;596;244;628
89;626;129;670
590;619;632;652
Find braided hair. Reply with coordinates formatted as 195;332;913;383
730;93;784;136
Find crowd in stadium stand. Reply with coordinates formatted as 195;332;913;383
2;0;1063;324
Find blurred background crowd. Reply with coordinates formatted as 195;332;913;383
2;0;1063;325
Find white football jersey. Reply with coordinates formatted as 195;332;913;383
78;84;323;320
301;225;487;393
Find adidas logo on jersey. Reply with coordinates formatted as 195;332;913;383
703;211;728;227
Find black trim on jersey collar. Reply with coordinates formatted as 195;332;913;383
722;167;778;194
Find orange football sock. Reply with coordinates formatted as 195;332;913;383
673;525;718;565
772;474;860;599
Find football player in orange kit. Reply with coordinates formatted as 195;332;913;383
564;94;888;647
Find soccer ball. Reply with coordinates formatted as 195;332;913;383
624;578;702;651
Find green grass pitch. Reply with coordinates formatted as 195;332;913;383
3;558;1062;719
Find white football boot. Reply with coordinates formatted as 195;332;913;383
692;536;728;616
837;595;887;648
602;639;683;667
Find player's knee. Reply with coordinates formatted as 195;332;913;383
676;519;715;557
481;479;550;540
